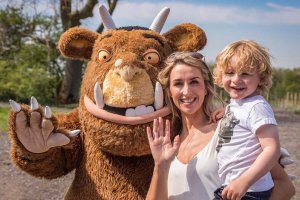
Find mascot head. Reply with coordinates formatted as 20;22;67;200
58;5;207;156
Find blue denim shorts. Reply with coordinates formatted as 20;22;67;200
213;186;273;200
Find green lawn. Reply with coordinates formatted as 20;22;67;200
0;107;10;132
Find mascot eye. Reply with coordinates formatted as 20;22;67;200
143;49;160;65
98;50;111;62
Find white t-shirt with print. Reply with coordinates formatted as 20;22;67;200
216;95;276;192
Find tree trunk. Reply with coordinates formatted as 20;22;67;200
59;60;83;103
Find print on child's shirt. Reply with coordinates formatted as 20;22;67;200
216;106;240;152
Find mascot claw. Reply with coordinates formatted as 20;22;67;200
44;106;52;119
9;99;21;112
30;96;39;110
8;97;79;153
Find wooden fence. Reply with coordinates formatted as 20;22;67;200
270;92;300;110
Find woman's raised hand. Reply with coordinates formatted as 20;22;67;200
147;117;180;166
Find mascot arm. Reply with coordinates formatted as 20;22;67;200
8;97;82;179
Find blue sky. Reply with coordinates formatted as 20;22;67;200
2;0;299;69
81;0;300;69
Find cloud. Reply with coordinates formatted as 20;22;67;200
103;1;300;26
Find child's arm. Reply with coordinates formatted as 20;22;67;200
222;124;280;200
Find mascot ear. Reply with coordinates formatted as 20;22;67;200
163;23;207;52
58;27;99;60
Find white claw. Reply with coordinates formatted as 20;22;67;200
94;82;104;109
30;96;39;110
280;158;294;166
9;100;21;112
69;129;80;137
280;147;290;158
44;106;52;119
154;82;164;110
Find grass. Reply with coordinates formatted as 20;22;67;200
0;107;9;132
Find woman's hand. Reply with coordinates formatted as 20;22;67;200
147;117;180;166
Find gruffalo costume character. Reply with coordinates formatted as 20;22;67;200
8;6;207;199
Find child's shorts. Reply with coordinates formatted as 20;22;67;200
213;186;273;200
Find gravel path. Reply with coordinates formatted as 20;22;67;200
0;109;299;200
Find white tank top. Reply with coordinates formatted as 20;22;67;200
168;128;221;200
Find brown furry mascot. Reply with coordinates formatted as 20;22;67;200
8;6;207;199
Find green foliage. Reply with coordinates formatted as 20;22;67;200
0;6;63;104
0;107;9;132
0;44;62;104
269;68;300;100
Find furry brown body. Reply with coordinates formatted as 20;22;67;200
8;9;207;199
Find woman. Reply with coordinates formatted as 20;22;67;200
146;52;295;200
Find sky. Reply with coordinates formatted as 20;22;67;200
2;0;300;69
82;0;300;69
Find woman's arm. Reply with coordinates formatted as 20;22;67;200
146;164;170;200
269;163;295;200
146;118;180;200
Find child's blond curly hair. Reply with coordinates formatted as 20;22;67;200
213;40;272;96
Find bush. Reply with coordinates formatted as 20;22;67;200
0;44;62;104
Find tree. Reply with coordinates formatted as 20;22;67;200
0;6;63;104
59;0;118;103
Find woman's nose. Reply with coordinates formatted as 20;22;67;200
182;83;190;95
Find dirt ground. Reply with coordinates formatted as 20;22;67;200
0;109;299;200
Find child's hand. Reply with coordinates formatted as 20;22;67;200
209;107;225;123
221;178;248;200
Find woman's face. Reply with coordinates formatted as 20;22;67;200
169;63;207;117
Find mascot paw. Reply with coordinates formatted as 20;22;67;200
9;96;80;153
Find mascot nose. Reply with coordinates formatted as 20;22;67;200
117;65;140;81
114;54;141;82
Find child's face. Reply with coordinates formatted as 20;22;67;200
222;56;260;100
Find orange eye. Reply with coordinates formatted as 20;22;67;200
143;49;160;65
98;50;111;62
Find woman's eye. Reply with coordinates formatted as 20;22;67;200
173;82;182;87
191;80;199;84
143;49;160;65
98;50;111;62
